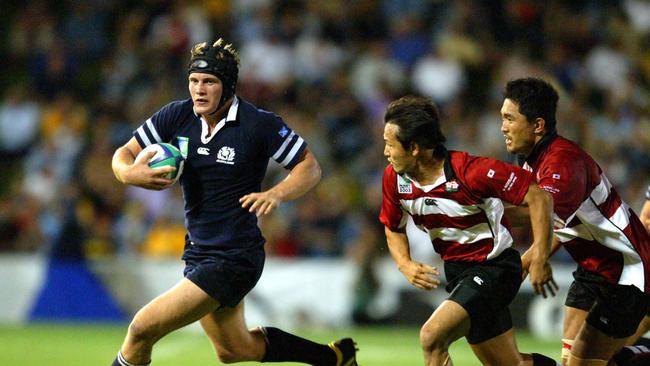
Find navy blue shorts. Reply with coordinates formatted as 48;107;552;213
444;248;522;344
182;239;265;308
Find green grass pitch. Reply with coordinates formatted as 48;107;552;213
0;324;560;365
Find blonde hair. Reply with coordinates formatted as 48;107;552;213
190;38;240;67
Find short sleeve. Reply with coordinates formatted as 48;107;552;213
133;100;185;148
536;153;589;222
462;156;534;205
379;165;407;231
262;113;307;170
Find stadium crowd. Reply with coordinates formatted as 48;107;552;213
1;0;650;261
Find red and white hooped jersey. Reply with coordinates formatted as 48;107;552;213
523;134;650;294
380;151;534;262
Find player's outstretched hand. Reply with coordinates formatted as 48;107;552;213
399;261;440;290
240;190;281;217
528;260;558;298
125;150;175;190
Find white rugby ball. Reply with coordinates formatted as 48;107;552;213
139;143;185;183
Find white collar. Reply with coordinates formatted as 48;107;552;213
402;171;447;192
198;96;239;144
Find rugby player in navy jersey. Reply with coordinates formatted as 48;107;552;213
110;38;357;366
380;96;559;366
500;77;650;366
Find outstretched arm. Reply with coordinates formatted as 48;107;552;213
503;204;532;228
521;182;558;298
239;148;321;216
384;227;440;290
112;137;174;190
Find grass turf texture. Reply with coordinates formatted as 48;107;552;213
0;324;560;365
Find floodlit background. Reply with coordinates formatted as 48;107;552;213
1;0;650;365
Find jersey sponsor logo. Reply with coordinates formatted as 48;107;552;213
541;185;560;194
216;146;236;165
424;198;437;206
398;183;412;194
278;126;289;138
487;169;495;178
503;172;517;191
197;147;210;155
445;180;459;192
473;276;484;285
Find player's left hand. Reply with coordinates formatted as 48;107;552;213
528;260;558;298
240;191;282;217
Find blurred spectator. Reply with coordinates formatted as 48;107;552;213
139;213;186;257
411;38;466;105
0;0;649;260
0;85;41;163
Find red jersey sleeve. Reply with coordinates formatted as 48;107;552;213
461;155;534;205
536;151;589;223
379;165;406;231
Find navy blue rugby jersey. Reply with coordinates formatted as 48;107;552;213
133;96;307;250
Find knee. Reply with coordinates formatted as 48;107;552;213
127;311;161;344
419;325;448;354
215;347;247;364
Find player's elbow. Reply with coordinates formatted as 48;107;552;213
300;152;322;189
111;148;127;183
311;159;322;185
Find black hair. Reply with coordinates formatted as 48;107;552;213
504;77;558;133
384;95;447;158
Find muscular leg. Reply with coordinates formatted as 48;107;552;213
200;300;357;365
568;322;628;366
471;328;527;366
199;301;266;363
625;316;650;345
561;306;589;366
420;300;471;366
120;278;220;364
471;329;559;366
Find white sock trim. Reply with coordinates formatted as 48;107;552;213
117;351;150;366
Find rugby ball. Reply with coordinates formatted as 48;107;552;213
140;143;185;183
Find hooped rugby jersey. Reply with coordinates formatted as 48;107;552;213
380;150;534;262
522;133;650;294
133;96;307;249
